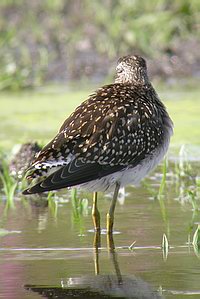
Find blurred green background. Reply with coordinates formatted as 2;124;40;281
0;0;199;90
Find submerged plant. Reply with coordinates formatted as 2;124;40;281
158;158;168;198
162;233;169;262
71;188;89;219
157;158;169;226
0;159;18;206
187;189;199;212
172;145;200;211
70;188;89;235
175;145;192;178
193;225;200;258
128;240;136;251
47;191;58;218
193;225;200;247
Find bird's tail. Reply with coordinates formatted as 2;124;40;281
22;160;70;195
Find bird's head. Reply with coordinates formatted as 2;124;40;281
115;55;149;85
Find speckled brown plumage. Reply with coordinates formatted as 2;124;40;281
9;142;41;179
23;55;173;195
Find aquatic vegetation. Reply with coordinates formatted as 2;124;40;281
158;158;168;199
71;188;89;219
47;191;54;201
175;145;192;178
162;233;169;261
70;188;89;235
193;225;200;247
47;191;58;218
187;189;199;212
128;240;136;251
193;225;200;258
0;158;17;206
157;158;169;226
168;145;200;211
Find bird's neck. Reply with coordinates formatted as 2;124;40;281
115;75;149;85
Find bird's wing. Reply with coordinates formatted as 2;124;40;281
25;84;126;171
23;83;163;194
22;160;124;194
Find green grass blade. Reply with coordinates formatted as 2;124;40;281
162;233;169;261
193;225;200;258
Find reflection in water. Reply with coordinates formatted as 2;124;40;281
25;234;162;299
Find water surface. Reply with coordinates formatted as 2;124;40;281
0;159;200;299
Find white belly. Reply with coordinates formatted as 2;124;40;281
79;135;170;192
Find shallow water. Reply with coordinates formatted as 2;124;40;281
0;160;200;299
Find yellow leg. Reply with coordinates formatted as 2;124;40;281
93;231;101;274
92;192;101;232
107;229;115;250
106;232;123;283
107;182;120;234
93;229;101;248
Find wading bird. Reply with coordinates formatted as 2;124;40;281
23;55;173;235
